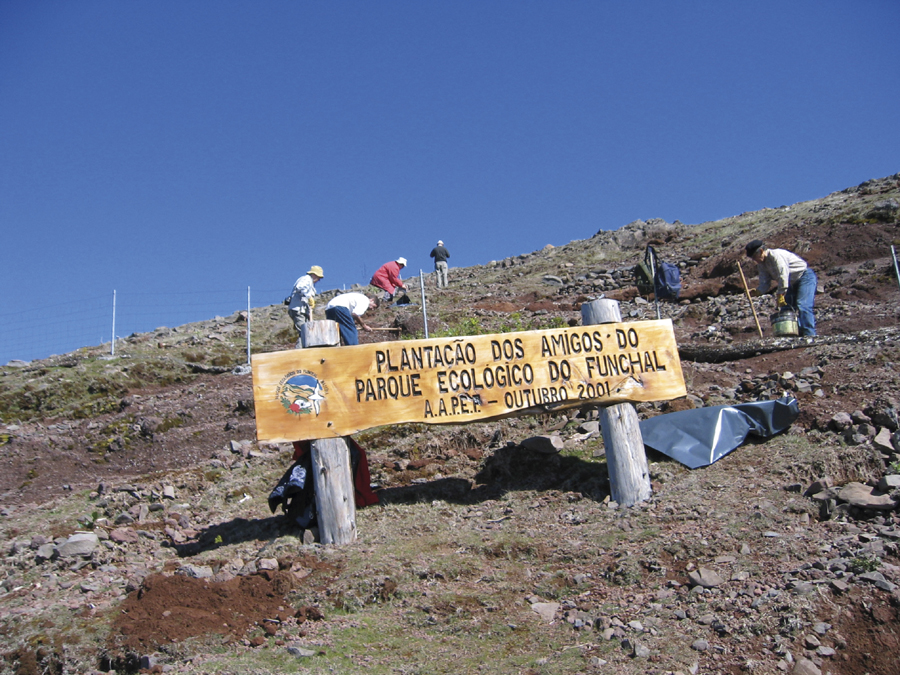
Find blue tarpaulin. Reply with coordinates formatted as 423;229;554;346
639;396;800;469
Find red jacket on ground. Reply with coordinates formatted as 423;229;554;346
291;440;379;507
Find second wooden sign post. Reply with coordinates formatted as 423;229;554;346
299;321;357;545
582;299;651;507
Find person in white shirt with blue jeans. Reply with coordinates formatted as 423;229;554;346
746;240;817;336
324;293;376;345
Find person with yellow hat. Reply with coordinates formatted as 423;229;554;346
286;265;324;346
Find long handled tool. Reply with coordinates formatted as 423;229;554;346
891;245;900;293
738;261;764;339
646;246;661;320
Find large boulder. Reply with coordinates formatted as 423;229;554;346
837;482;897;510
58;533;99;558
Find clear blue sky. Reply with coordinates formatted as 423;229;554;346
1;1;898;364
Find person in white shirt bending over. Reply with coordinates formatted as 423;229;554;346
745;239;817;336
324;293;377;345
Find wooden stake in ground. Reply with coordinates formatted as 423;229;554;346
300;320;357;545
738;261;764;339
582;299;651;507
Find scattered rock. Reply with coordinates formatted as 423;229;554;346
792;658;821;675
58;533;99;558
530;602;560;622
829;412;852;432
837;482;897;510
176;564;214;579
687;568;726;588
877;475;900;491
110;528;139;544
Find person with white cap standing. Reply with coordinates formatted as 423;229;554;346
286;265;324;347
429;240;450;288
370;257;408;302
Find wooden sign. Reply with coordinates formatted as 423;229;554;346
251;320;686;442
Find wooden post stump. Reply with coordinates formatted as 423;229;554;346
300;320;340;348
301;320;357;545
581;299;652;507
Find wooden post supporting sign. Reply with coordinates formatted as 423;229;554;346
582;299;652;507
300;320;357;545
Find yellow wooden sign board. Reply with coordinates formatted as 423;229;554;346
251;320;686;442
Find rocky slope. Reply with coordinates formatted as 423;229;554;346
1;173;899;675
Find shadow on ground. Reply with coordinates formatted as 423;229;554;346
176;446;612;556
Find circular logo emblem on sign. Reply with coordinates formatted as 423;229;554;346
276;370;327;417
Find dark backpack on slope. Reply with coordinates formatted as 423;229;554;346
633;258;656;296
654;259;682;300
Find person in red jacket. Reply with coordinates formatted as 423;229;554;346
370;257;408;301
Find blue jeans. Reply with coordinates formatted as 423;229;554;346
325;307;359;345
785;268;817;336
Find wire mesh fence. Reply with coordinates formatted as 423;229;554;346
0;288;288;365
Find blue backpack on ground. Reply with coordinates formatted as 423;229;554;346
655;261;682;300
646;246;682;301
